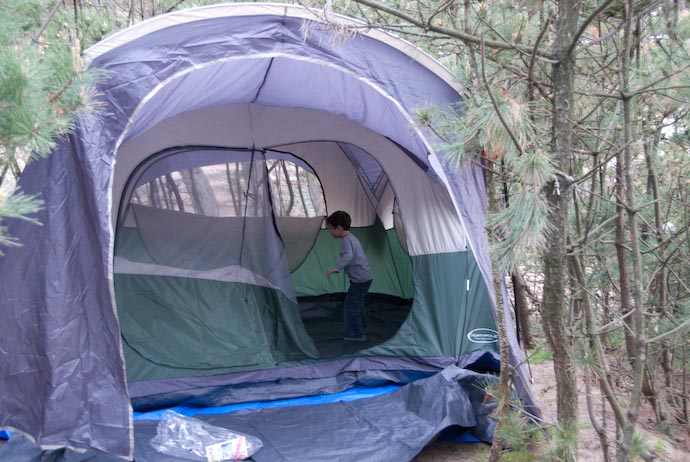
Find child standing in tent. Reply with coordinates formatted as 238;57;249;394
326;211;373;342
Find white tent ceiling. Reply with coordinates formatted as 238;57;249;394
115;103;468;256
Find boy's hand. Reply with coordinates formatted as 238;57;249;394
326;268;338;277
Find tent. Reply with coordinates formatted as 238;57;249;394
0;3;537;460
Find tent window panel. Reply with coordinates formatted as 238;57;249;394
190;161;269;217
267;159;326;218
337;142;386;199
131;169;218;216
307;173;325;217
130;161;277;218
129;151;326;220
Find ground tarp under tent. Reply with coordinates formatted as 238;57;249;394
0;3;537;460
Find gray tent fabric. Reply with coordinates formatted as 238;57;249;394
0;366;497;462
0;4;537;459
0;435;123;462
0;137;133;457
132;367;497;462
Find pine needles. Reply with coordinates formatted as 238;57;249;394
425;84;556;273
0;0;101;252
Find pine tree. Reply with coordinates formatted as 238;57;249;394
0;0;100;254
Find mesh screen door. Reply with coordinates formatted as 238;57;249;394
117;147;326;300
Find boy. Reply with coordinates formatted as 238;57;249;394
326;211;373;342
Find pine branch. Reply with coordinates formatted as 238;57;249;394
32;0;63;43
349;0;558;61
480;34;525;157
528;11;554;99
48;73;77;104
630;62;690;96
565;0;619;59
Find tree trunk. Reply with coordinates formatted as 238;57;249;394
512;270;534;349
541;0;580;459
617;1;648;459
486;162;512;462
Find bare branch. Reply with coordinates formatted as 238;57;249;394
565;0;618;59
648;317;690;344
350;0;558;61
630;62;690;96
32;0;63;43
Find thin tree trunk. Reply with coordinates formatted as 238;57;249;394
617;1;648;459
486;162;511;462
0;164;8;190
615;157;634;358
128;0;136;26
295;166;309;217
281;161;295;216
541;1;580;459
645;128;671;423
585;366;612;462
572;253;627;429
512;270;534;349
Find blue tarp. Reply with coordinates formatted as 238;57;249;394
0;368;492;461
133;384;402;421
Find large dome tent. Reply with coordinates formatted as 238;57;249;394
0;3;537;460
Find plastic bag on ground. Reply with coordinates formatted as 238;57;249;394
150;410;263;461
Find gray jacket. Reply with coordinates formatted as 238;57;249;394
336;233;373;283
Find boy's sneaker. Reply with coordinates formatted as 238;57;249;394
344;336;367;342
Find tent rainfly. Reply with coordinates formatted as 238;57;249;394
0;3;537;460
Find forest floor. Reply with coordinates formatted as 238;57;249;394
415;357;690;462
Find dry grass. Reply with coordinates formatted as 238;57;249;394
415;442;490;462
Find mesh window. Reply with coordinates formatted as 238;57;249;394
267;158;326;218
130;151;326;219
117;148;326;298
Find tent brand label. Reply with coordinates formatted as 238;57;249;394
467;328;499;344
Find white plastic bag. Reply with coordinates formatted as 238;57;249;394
150;410;262;461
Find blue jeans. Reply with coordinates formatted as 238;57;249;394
343;279;372;339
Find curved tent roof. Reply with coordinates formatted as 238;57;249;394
85;3;479;248
84;3;462;91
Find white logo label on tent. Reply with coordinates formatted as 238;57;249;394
467;328;499;344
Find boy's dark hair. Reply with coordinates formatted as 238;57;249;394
326;211;351;230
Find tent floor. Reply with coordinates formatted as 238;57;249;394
298;293;412;358
0;367;494;462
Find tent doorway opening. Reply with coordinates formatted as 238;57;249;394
114;138;414;384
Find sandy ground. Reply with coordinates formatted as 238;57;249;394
414;359;689;462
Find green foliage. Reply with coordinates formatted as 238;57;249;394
0;0;102;253
0;190;43;254
528;344;553;363
462;94;539;159
0;0;45;40
498;408;544;460
422;81;555;271
629;432;660;461
79;9;116;46
603;329;626;351
544;423;579;462
651;436;668;456
489;148;555;271
500;449;536;462
0;0;100;156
